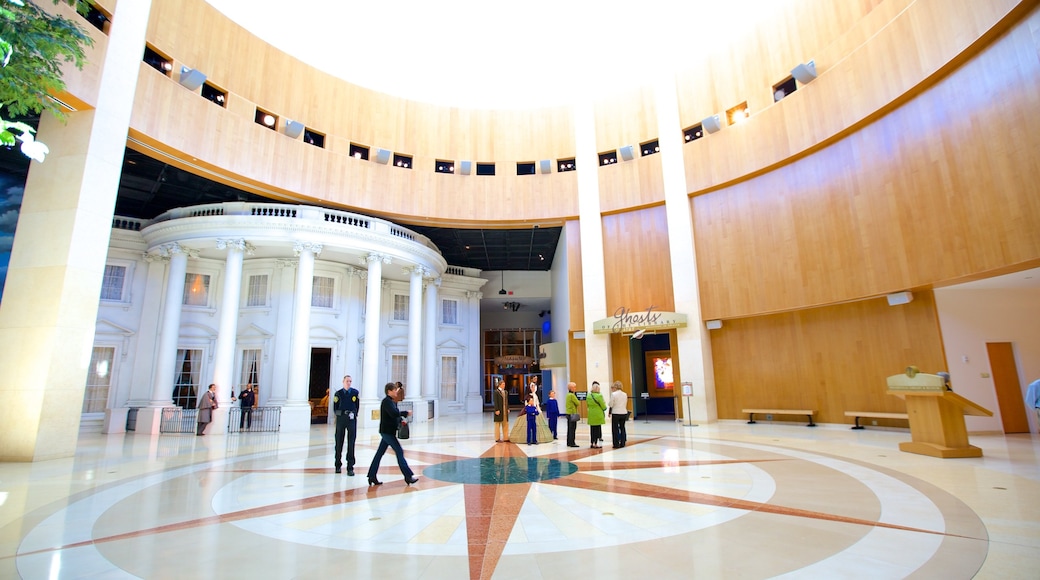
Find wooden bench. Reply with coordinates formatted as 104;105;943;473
844;411;909;429
742;408;816;427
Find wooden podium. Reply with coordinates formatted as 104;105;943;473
886;369;993;458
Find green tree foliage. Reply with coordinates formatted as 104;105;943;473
0;0;93;157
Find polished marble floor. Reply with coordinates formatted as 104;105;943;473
1;414;1039;579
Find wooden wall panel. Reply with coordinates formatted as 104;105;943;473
599;157;665;213
566;220;584;333
41;0;109;110
119;0;1024;234
568;334;587;399
693;7;1040;319
678;0;1019;192
602;207;674;314
711;290;946;425
610;333;634;413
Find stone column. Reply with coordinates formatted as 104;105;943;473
0;0;155;461
268;259;297;405
655;75;717;424
574;102;613;388
464;290;484;413
422;275;440;408
361;253;390;427
282;242;321;432
405;266;425;417
135;243;196;434
208;239;251;434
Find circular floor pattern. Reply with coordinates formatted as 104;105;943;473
13;435;990;578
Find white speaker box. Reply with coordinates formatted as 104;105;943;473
886;291;913;306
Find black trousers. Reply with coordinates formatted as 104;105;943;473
611;412;628;447
239;407;252;429
566;415;578;446
334;412;357;469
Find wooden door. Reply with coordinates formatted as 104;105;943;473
986;342;1029;434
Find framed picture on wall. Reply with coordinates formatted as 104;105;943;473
645;351;674;394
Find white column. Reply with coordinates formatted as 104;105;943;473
282;242;321;432
655;74;717;424
340;266;362;380
574;102;612;387
208;239;251;434
464;290;484;413
135;243;195;434
124;253;168;406
405;266;425;416
268;259;297;405
422;275;440;406
361;253;390;427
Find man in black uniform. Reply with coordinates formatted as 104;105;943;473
333;375;360;475
238;384;256;429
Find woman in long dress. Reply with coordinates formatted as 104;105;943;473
509;380;553;443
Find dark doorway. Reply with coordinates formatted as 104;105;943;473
309;348;332;400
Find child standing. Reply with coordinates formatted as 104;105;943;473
524;396;540;445
545;390;560;440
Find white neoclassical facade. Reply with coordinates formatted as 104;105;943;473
93;202;487;435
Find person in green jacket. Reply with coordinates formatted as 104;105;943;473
587;381;608;448
566;382;580;448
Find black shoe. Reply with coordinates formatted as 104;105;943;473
405;477;419;485
368;477;382;486
567;444;579;448
347;469;355;476
335;467;341;474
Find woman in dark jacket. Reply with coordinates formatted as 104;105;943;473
366;382;418;486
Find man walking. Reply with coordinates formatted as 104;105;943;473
333;375;360;475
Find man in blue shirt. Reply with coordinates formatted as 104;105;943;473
1026;378;1040;433
333;375;360;475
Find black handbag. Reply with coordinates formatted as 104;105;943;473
397;418;410;440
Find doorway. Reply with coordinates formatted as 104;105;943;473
986;342;1029;434
309;347;332;401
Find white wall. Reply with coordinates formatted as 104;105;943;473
934;287;1040;433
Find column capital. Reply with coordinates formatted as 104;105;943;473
216;238;254;254
405;265;431;278
158;242;199;259
143;251;169;264
363;253;392;266
424;276;442;289
467;290;483;300
293;241;323;257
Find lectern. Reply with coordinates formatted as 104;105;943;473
886;368;993;458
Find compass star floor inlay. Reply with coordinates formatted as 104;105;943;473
3;415;1039;579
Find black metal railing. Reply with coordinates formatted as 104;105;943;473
228;407;281;433
159;407;282;433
